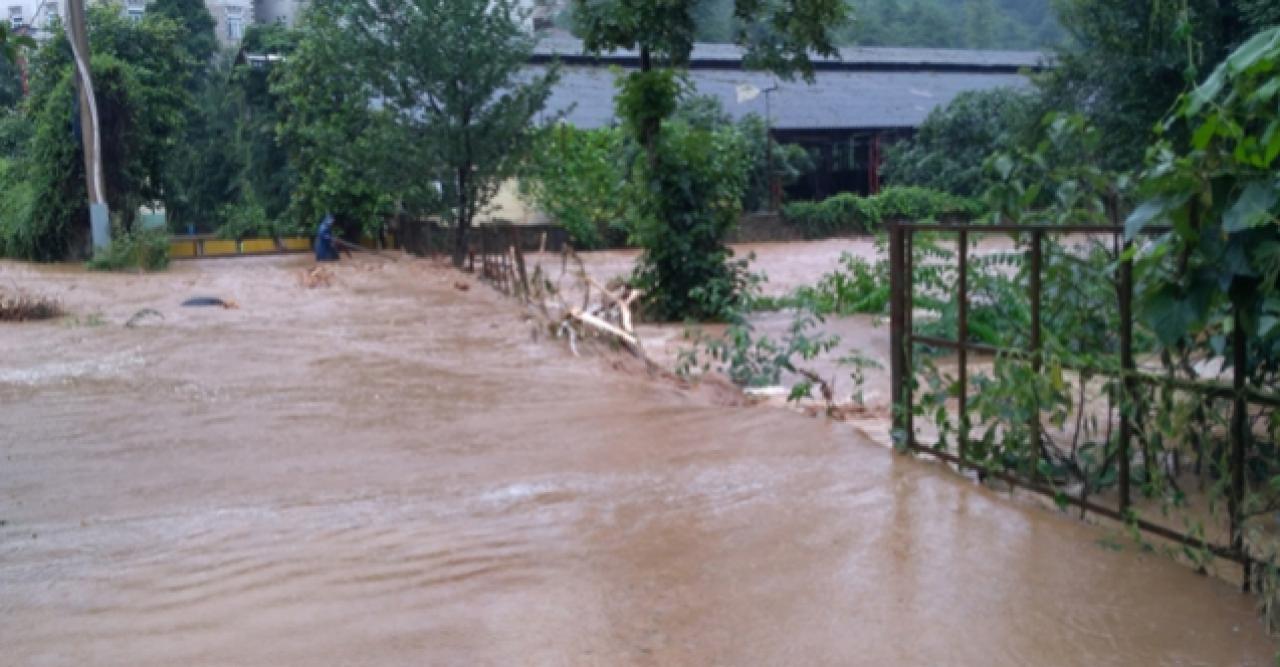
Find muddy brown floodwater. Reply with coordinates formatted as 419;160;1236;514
1;254;1275;665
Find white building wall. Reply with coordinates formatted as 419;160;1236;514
253;0;301;27
7;0;63;40
206;0;250;47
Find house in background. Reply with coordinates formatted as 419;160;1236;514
530;37;1044;201
5;0;309;46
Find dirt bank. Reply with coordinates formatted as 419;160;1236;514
0;254;1274;665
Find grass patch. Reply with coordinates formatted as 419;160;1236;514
87;227;170;272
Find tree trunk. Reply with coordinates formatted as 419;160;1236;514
638;45;660;168
452;166;470;268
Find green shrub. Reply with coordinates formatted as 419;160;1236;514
216;194;299;240
874;186;983;221
87;227;170;272
630;120;753;322
0;157;36;258
781;187;980;239
790;252;890;316
881;88;1035;197
521;125;631;249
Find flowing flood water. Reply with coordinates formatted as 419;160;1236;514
1;254;1274;665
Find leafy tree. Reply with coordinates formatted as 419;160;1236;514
339;0;559;266
836;0;1062;49
629;118;754;320
572;0;847;320
1126;26;1280;363
521;125;632;249
275;2;403;239
0;44;25;109
1;6;191;259
232;24;301;225
0;22;35;65
169;24;301;234
882;87;1034;197
1039;0;1273;170
151;0;231;231
150;0;218;65
166;61;244;232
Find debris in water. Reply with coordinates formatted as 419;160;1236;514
0;290;62;322
299;266;334;289
125;308;164;328
182;297;239;309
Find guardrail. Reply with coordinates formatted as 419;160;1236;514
169;233;396;259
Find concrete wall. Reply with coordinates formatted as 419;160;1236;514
475;179;543;225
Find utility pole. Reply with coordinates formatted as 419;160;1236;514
65;0;109;252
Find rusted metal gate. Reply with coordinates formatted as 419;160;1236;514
888;221;1280;589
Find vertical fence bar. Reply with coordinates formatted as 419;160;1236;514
956;229;969;463
1028;230;1043;480
890;223;905;440
512;228;530;301
1117;239;1134;514
1231;306;1250;591
904;228;915;447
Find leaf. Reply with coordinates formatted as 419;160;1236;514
1252;78;1280;104
1050;362;1065;394
1261;315;1279;339
1191;113;1219;150
1125;193;1187;239
1141;287;1202;346
1263;120;1280;166
1222;182;1279;233
1186;64;1226;116
1225;27;1280;75
994;154;1014;181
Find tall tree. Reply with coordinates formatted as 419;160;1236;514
275;1;403;239
341;0;558;266
882;87;1035;196
6;6;190;259
150;0;218;65
571;0;847;319
0;22;35;65
0;54;23;109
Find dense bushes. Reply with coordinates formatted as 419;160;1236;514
1;7;191;261
630;120;754;321
520;125;631;249
522;96;813;250
781;187;982;238
881;88;1034;197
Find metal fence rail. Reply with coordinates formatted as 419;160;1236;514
888;221;1268;588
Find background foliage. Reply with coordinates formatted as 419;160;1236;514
882;88;1034;197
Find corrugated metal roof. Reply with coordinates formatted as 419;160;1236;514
533;63;1034;131
534;36;1047;71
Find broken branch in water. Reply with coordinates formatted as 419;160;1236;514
522;246;654;369
0;290;61;322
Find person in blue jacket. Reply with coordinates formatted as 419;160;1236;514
315;212;339;262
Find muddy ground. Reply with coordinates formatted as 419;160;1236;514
1;251;1275;665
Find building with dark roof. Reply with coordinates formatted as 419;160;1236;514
529;38;1045;201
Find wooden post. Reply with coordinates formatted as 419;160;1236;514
957;229;969;463
890;223;905;440
1028;230;1043;479
1231;306;1250;591
1117;239;1134;514
904;227;914;448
